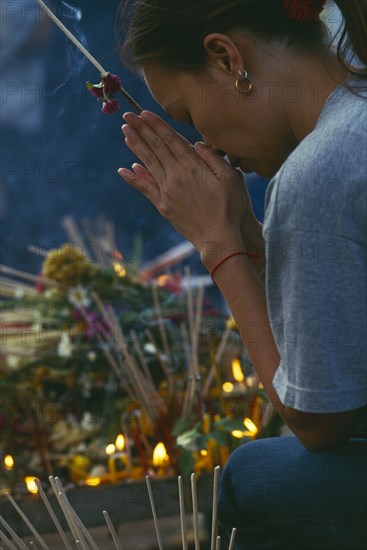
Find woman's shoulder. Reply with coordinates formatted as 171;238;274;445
283;76;367;189
263;77;367;243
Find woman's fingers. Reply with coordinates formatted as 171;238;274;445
194;142;238;183
131;163;158;187
118;167;161;204
125;111;193;167
122;125;166;181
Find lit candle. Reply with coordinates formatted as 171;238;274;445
243;417;258;438
4;454;14;471
106;443;117;482
115;434;125;451
232;359;244;382
24;477;39;494
222;381;234;394
106;441;129;483
231;359;246;394
84;477;101;487
152;442;170;476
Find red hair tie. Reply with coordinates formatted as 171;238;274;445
284;0;326;22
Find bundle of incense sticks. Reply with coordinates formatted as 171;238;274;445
0;467;237;550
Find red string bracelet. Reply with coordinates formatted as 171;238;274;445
210;250;262;283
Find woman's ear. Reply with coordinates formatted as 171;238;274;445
203;32;244;74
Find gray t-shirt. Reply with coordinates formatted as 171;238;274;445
263;78;367;414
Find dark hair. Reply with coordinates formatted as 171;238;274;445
118;0;367;78
333;0;367;76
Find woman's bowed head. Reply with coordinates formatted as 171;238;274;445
117;0;366;230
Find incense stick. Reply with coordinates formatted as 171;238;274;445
61;216;91;258
49;477;81;547
0;265;59;287
0;516;27;550
131;331;164;412
178;476;188;550
56;495;84;549
34;479;72;550
91;294;156;417
5;495;48;550
228;528;237;550
202;330;228;398
146;330;173;400
190;473;200;550
151;283;172;365
3;473;238;550
210;466;221;550
0;528;17;550
58;494;98;550
102;511;123;550
100;302;157;421
27;245;48;258
145;476;163;550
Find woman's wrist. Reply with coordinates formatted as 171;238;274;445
240;217;265;277
199;227;246;273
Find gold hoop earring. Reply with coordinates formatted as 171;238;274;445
235;69;253;94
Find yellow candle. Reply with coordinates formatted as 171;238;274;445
108;456;117;483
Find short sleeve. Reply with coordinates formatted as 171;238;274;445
265;228;367;414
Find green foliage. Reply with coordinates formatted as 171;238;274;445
178;449;196;476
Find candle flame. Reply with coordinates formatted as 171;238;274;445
232;359;244;382
157;275;170;287
85;477;101;486
243;417;258;436
222;381;234;393
24;477;39;494
153;442;169;467
113;262;126;277
231;430;246;439
4;454;14;470
105;443;115;455
115;434;125;451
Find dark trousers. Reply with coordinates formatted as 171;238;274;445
218;437;367;550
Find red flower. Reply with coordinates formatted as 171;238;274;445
284;0;326;22
101;99;120;114
86;71;142;114
102;73;122;95
89;85;104;98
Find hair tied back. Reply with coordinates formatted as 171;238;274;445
284;0;327;22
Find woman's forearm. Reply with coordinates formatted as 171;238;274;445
201;228;284;414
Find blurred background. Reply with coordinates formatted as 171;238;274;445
0;0;270;276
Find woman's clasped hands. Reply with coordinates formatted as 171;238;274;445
118;111;253;263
